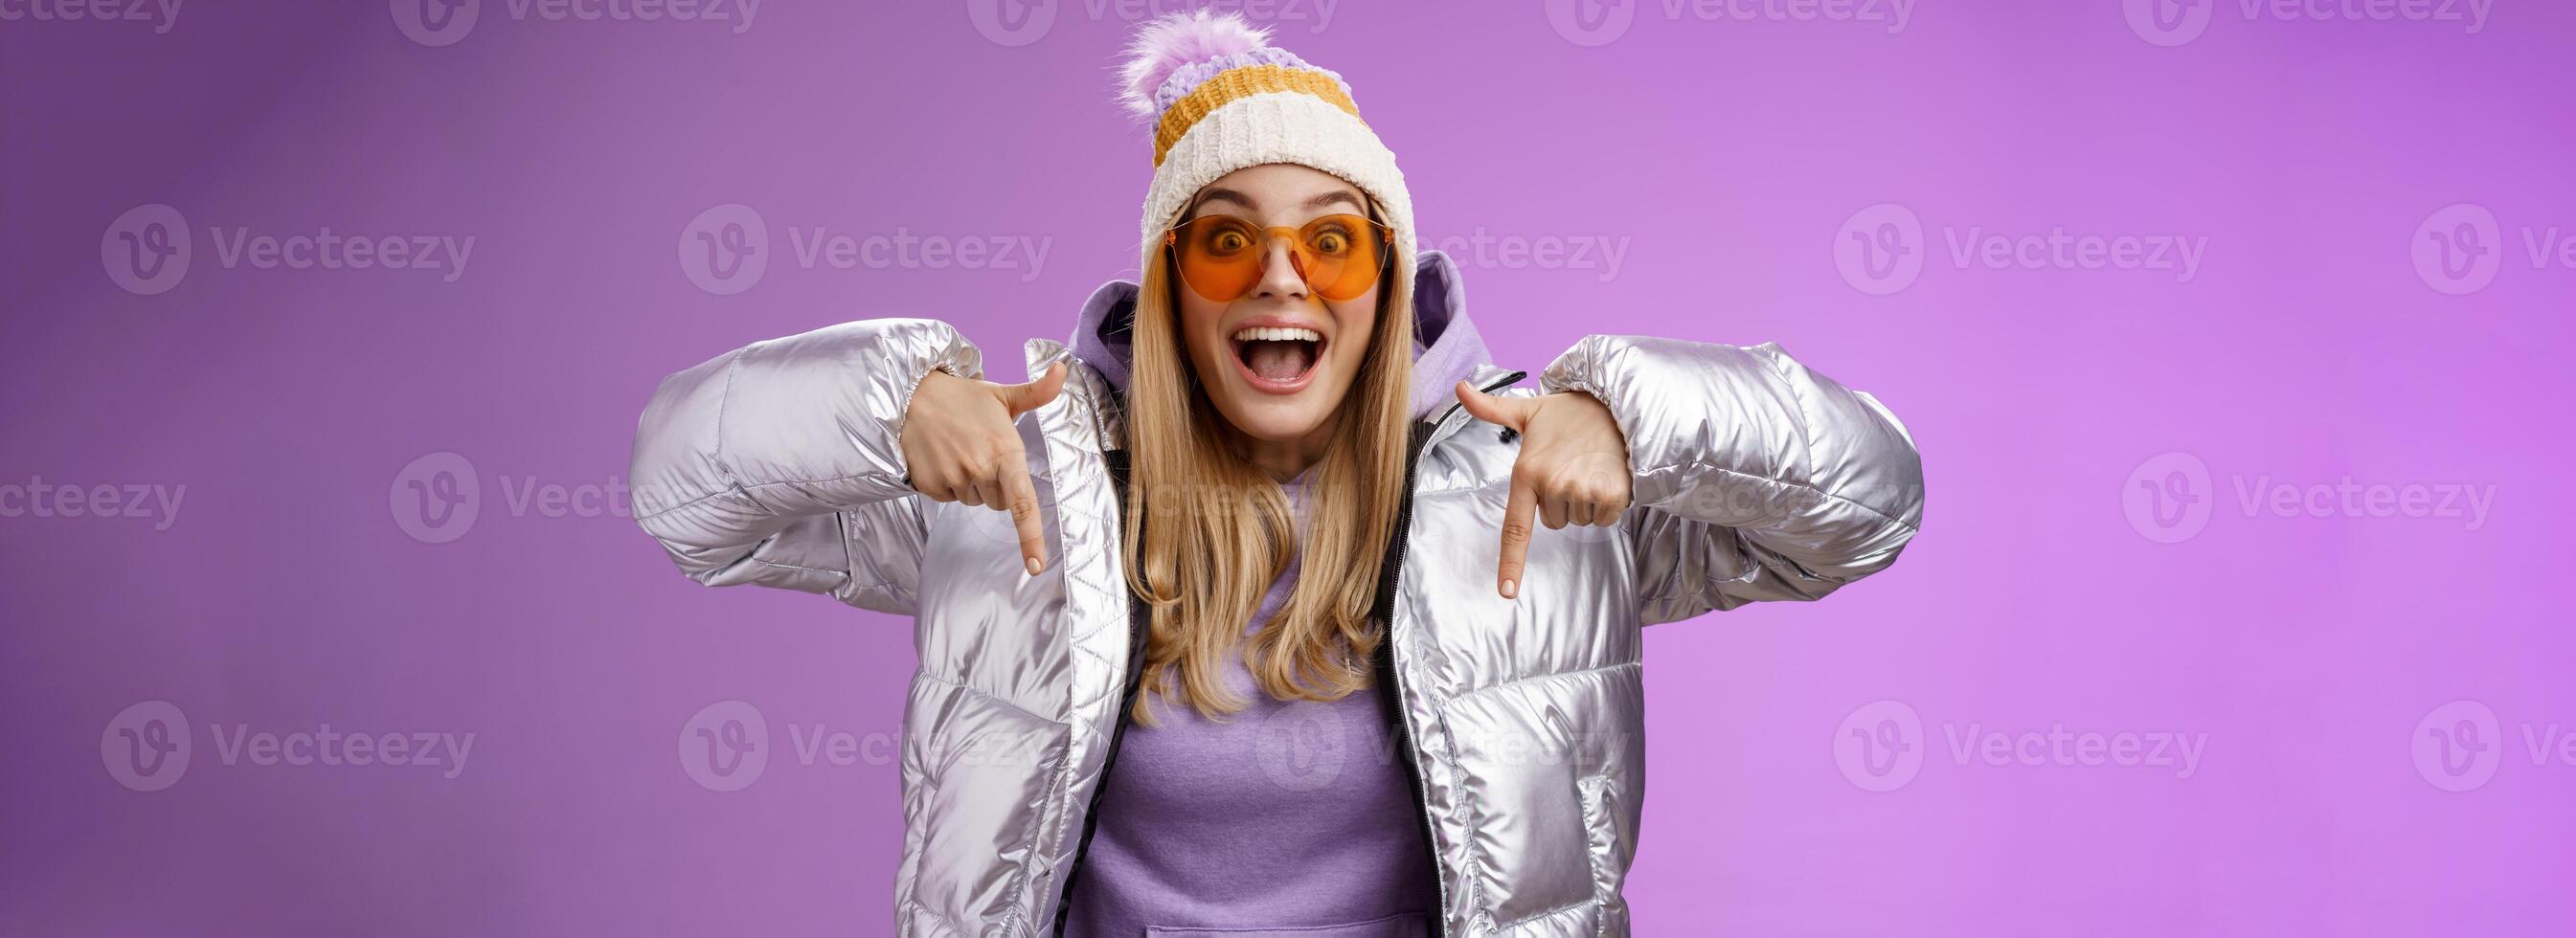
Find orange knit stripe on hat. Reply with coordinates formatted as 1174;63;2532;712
1153;64;1366;167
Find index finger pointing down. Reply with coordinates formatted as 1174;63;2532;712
1000;455;1047;575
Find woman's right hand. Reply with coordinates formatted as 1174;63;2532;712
899;361;1068;575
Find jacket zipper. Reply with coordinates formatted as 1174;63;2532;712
1372;369;1526;938
1051;447;1150;936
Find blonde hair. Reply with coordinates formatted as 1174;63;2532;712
1120;199;1414;724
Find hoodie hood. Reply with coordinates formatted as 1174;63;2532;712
1067;249;1494;423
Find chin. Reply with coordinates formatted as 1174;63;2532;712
1209;392;1338;443
1215;402;1339;440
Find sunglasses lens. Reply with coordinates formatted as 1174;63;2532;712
1169;213;1387;302
1172;216;1264;302
1299;214;1384;302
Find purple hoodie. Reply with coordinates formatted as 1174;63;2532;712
1060;252;1493;937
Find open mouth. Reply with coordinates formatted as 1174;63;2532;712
1229;325;1325;392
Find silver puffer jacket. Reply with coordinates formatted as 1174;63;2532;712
629;253;1924;936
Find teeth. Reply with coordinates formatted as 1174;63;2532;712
1231;326;1322;343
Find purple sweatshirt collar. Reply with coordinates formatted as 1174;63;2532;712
1068;250;1495;422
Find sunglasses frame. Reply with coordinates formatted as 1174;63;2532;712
1163;212;1395;303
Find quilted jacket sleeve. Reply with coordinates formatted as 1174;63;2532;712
1540;335;1923;624
627;318;982;615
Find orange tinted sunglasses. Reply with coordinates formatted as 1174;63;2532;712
1164;213;1392;303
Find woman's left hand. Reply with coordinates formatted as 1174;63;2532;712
1456;381;1633;600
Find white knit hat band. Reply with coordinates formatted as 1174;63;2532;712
1140;92;1415;269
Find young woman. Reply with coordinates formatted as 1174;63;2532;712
629;11;1923;936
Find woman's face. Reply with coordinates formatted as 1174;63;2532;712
1173;163;1384;449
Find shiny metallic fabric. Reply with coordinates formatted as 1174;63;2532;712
629;287;1923;935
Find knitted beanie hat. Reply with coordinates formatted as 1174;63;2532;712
1119;11;1413;266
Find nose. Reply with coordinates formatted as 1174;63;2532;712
1249;234;1308;302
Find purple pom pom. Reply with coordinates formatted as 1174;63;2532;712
1118;10;1274;118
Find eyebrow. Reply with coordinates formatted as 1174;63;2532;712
1193;187;1367;216
1303;190;1366;212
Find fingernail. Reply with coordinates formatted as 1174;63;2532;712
1027;556;1043;575
1502;578;1517;599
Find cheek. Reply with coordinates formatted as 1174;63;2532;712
1177;294;1229;363
1328;291;1380;368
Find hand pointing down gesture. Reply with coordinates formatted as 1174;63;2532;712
1455;381;1633;599
900;361;1067;576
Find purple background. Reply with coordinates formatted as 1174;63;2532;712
5;1;2572;934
